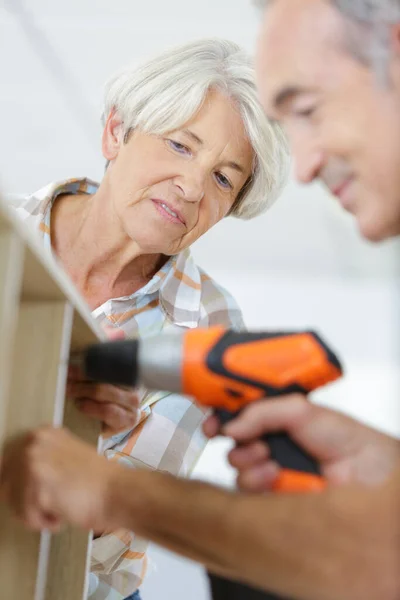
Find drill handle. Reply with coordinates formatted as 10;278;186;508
217;410;325;493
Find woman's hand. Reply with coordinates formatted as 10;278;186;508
203;395;400;491
68;326;140;436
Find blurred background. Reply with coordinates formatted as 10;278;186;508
1;1;399;598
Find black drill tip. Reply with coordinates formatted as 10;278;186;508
84;339;140;388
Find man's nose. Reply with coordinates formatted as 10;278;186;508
292;135;324;184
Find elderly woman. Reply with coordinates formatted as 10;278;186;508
15;38;289;600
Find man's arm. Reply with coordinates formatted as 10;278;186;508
108;464;400;600
1;399;400;600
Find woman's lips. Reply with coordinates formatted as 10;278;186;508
151;199;186;226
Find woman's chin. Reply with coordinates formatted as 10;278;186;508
124;232;169;255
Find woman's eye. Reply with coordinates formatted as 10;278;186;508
167;139;190;154
215;172;232;189
294;106;316;119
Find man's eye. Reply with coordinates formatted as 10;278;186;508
167;139;191;154
215;172;232;189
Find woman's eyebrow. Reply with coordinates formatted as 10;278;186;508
181;130;246;174
221;160;245;174
182;129;204;146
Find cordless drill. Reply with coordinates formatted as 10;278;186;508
74;326;342;600
74;326;343;492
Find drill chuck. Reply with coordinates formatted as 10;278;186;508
81;334;184;392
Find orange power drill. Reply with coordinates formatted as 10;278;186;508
75;327;343;492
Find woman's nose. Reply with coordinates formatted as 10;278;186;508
174;171;205;203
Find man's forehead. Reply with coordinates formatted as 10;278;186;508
256;0;345;109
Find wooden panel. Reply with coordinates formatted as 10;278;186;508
0;229;24;442
0;301;73;600
44;503;93;600
0;195;103;598
45;313;101;600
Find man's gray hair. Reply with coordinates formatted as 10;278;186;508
102;38;289;220
255;0;400;78
255;0;400;20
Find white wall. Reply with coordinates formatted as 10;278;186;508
1;2;399;599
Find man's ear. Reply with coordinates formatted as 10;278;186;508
102;108;124;161
391;23;400;57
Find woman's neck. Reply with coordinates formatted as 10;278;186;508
50;189;166;308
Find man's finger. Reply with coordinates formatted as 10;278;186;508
39;508;64;533
17;507;58;532
228;441;270;470
203;414;221;439
236;461;280;493
223;395;363;464
222;395;310;443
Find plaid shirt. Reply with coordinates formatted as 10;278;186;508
15;178;244;599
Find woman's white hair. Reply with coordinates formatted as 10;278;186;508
102;38;289;220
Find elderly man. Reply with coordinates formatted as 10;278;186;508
1;2;400;600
